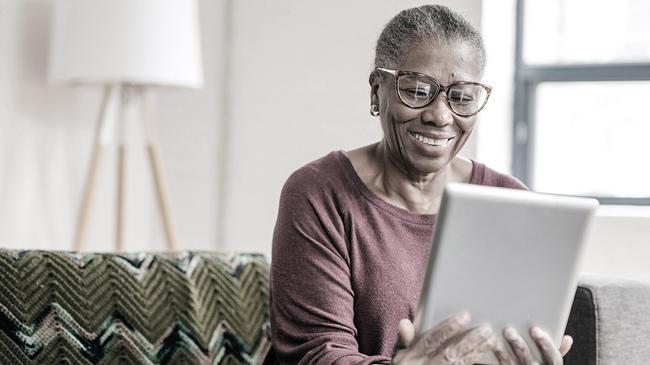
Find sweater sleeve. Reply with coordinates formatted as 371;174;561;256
498;174;528;190
474;161;529;191
270;168;391;365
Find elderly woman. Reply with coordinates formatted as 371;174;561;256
270;5;571;365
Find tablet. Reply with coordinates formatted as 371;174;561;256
414;183;598;364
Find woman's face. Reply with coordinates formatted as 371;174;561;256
372;39;482;176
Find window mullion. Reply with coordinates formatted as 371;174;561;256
520;63;650;83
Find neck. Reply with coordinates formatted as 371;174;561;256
370;141;450;214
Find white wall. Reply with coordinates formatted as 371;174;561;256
221;0;482;256
582;206;650;282
477;0;516;173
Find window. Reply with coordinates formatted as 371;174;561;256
513;0;650;204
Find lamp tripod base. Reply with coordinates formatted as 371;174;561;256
73;84;178;252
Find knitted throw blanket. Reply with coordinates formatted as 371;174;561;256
0;250;271;364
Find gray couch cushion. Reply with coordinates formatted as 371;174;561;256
565;275;650;365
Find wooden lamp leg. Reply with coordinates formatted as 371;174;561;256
115;85;130;252
140;88;178;251
73;85;113;252
116;144;125;252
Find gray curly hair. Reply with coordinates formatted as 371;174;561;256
374;5;486;75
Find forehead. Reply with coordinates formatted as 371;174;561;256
397;39;481;83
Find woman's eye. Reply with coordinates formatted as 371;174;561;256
449;91;474;104
450;97;473;104
402;88;430;98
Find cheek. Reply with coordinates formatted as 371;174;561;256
382;107;420;150
380;87;420;123
392;108;420;124
455;117;478;135
384;102;421;125
379;99;415;139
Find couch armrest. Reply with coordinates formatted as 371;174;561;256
564;275;650;365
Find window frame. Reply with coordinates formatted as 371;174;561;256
512;0;650;205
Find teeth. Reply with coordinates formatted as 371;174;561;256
411;131;452;146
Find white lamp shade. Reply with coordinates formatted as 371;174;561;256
48;0;204;88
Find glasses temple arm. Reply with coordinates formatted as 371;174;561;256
376;67;398;76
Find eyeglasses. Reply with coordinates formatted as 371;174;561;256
376;68;492;117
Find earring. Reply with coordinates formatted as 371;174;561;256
370;104;379;116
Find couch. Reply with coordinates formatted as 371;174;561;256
1;249;649;364
0;250;271;364
564;274;650;365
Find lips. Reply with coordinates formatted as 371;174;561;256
408;130;455;147
408;129;455;140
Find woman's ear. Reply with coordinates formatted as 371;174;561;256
369;72;380;107
370;88;379;108
369;71;378;87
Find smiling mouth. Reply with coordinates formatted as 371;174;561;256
409;130;455;147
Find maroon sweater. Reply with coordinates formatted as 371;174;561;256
270;151;527;365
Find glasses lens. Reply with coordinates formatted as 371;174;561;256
397;74;439;107
447;84;489;116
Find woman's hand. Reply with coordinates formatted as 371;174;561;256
491;326;573;365
391;312;495;365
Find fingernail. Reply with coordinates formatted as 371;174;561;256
504;327;517;340
531;327;543;339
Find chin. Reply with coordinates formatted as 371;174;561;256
407;155;451;175
401;141;457;175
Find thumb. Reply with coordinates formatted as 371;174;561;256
397;319;415;349
560;335;573;356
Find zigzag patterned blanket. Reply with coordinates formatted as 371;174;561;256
0;250;271;365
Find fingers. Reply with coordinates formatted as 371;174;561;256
504;327;539;365
491;337;517;365
451;324;494;358
529;327;563;365
391;319;414;363
392;313;471;364
559;335;573;356
452;342;490;365
416;311;471;353
396;319;415;349
436;325;494;365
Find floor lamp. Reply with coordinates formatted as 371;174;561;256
48;0;204;252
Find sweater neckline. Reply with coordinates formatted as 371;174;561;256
332;150;482;226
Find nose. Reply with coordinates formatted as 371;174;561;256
420;93;453;127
